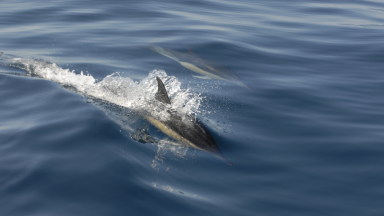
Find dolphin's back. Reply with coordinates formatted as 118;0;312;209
151;77;232;165
146;46;181;62
165;112;218;152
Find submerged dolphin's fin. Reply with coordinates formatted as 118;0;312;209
193;75;212;80
131;128;155;144
155;77;171;104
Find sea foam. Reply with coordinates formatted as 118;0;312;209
4;57;203;118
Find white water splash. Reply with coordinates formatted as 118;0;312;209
0;56;209;166
5;57;203;118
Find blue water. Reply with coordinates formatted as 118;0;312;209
1;0;384;215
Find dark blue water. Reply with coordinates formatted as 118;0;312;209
1;0;384;215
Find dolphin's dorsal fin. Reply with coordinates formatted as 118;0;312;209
155;77;171;104
187;48;198;56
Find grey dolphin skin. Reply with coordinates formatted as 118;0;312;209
143;77;233;165
147;46;251;89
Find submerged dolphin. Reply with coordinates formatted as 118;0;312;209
147;46;251;89
143;76;233;165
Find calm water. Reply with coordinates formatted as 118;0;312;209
1;0;384;215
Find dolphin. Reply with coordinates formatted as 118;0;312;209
0;52;232;164
143;76;233;165
146;46;251;89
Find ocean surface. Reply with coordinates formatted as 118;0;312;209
1;0;384;215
